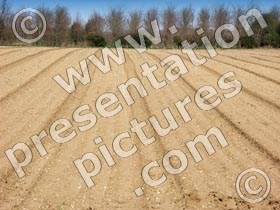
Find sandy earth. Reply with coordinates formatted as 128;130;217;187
0;46;279;210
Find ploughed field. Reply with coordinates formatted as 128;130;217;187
0;46;279;210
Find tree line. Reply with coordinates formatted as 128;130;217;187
0;0;280;48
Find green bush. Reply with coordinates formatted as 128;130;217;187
262;27;280;48
240;36;255;48
87;34;107;47
173;36;182;48
277;23;280;37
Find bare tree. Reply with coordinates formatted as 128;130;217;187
36;7;54;45
0;0;12;43
213;5;230;29
212;5;230;46
54;6;71;46
71;14;84;45
196;8;213;46
270;6;280;21
0;5;5;42
269;5;280;32
144;8;158;32
85;12;105;35
233;7;244;25
162;6;177;47
179;6;194;39
198;8;210;33
106;8;126;43
0;1;278;48
128;10;142;34
232;6;245;47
